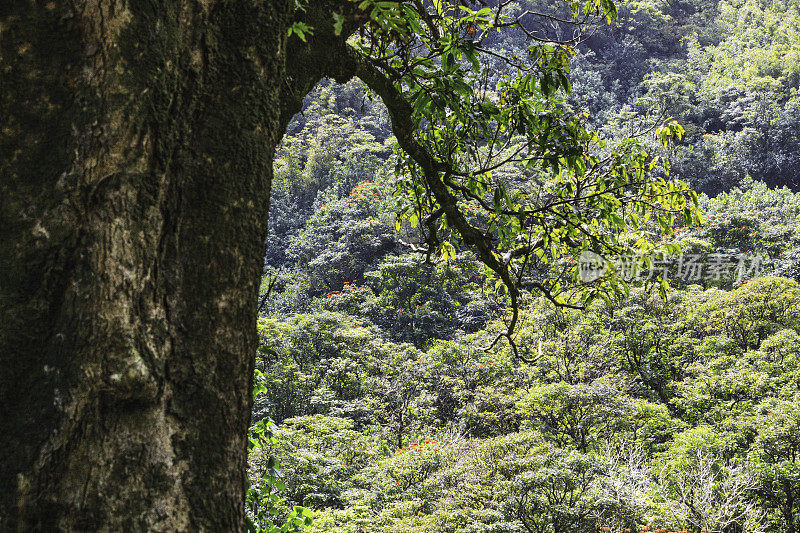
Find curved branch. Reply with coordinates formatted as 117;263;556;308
344;46;522;347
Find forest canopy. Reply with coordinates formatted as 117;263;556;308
248;0;800;532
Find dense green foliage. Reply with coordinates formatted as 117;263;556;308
572;0;800;192
249;0;800;531
254;123;800;532
254;272;800;532
253;272;800;532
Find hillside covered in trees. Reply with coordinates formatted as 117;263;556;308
247;0;800;532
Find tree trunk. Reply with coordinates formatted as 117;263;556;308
0;0;294;529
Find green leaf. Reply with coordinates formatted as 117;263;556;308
332;13;344;36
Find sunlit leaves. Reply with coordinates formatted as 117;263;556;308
248;373;313;532
288;21;314;42
345;0;701;327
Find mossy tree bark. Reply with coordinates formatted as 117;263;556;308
0;0;305;529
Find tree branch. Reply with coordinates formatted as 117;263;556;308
344;46;522;349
